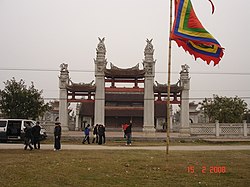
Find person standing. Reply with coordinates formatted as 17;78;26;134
82;124;90;144
54;122;62;151
122;123;129;139
24;123;33;150
32;121;41;149
92;124;99;144
98;124;105;145
124;122;132;145
102;125;106;144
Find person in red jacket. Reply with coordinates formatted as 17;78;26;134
124;122;132;145
122;123;129;139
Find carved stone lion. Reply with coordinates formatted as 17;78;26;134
60;63;68;72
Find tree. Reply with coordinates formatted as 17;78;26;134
200;95;248;123
0;78;50;119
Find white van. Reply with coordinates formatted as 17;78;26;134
0;119;47;142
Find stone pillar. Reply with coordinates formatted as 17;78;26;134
179;64;190;136
94;38;107;125
143;39;156;133
170;105;173;132
243;120;247;137
59;63;69;131
75;103;80;131
215;120;220;137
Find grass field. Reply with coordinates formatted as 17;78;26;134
0;149;250;187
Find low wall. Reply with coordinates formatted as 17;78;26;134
41;120;250;137
190;121;249;137
40;120;76;134
40;121;55;134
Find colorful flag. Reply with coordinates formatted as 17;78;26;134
171;0;224;65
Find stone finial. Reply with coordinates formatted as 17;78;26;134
96;37;106;54
60;63;68;72
59;63;69;89
144;38;154;55
181;64;190;73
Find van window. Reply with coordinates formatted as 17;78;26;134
24;121;32;127
7;120;22;136
0;121;7;127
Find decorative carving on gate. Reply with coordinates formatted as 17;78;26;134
181;64;189;73
60;63;68;72
96;37;106;54
144;38;154;55
144;63;153;75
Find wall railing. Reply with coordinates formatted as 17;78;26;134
190;121;249;137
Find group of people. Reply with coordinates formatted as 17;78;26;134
82;122;132;146
82;124;106;145
24;121;132;151
23;121;41;150
24;121;62;151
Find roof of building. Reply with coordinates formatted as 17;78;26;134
67;82;96;92
153;81;182;93
105;63;145;78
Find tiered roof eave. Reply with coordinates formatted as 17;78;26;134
105;63;145;79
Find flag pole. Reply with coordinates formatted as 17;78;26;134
166;0;173;155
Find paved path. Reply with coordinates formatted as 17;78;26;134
1;144;250;151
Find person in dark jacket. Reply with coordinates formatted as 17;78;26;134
98;124;105;145
54;122;62;151
82;124;90;144
24;123;33;150
92;124;99;144
32;121;41;149
124;122;132;145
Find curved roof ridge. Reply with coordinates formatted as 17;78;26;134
109;62;141;71
105;63;145;78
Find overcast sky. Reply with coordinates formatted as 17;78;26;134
0;0;250;109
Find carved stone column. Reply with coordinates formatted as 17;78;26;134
59;63;69;131
75;103;80;130
179;64;191;136
94;38;107;125
170;105;173;132
143;39;156;133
